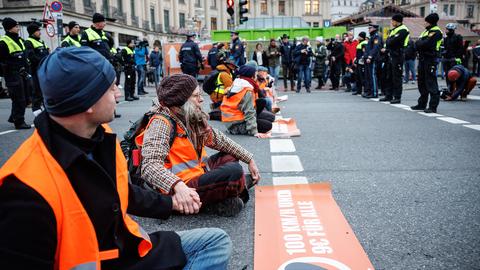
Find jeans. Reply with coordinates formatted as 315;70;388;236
269;66;280;86
404;59;416;82
136;64;146;93
154;65;162;88
296;64;311;92
178;228;232;270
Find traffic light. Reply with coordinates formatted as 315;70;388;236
239;0;248;24
227;0;234;17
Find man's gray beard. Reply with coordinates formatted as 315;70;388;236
181;100;205;123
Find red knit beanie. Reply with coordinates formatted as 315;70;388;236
157;74;198;107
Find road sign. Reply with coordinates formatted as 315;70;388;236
45;23;55;37
323;20;331;28
42;2;54;22
430;3;438;13
50;1;63;12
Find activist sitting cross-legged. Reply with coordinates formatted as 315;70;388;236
140;74;261;217
0;47;232;270
221;64;274;138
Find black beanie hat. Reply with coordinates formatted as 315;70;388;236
392;14;403;23
27;23;41;36
2;17;18;31
157;74;198;107
92;13;106;23
237;65;256;78
68;21;79;30
359;32;366;39
425;13;439;25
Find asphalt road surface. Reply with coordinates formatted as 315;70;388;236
1;83;479;270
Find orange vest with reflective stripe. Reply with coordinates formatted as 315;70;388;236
220;87;255;122
136;115;207;183
0;127;152;270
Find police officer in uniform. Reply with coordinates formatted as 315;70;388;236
179;33;203;77
25;23;50;114
230;31;245;66
0;18;31;129
364;24;383;98
80;13;113;62
411;13;443;113
121;39;139;102
443;23;463;86
380;14;409;103
61;21;81;47
207;42;219;70
353;32;367;95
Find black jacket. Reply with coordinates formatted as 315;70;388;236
24;36;49;71
366;31;383;62
0;112;186;270
252;50;268;67
207;47;219;68
443;33;464;59
416;25;443;59
404;40;416;61
230;37;245;65
80;26;113;61
122;46;136;67
327;41;345;63
179;39;202;66
279;41;294;64
385;25;409;57
0;32;28;75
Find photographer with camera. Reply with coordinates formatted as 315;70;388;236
293;37;313;93
0;18;31;129
135;38;149;95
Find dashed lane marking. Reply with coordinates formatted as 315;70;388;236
270;139;296;153
437;117;470;124
463;124;480;131
272;176;308;186
467;95;480;100
390;104;410;109
417;112;444;117
271;155;304;172
0;130;17;136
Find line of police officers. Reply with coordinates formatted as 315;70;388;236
0;13;126;129
355;13;443;114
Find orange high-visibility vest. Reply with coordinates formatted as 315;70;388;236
136;115;208;183
0;127;152;270
220;87;255;122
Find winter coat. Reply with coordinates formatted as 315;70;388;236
313;44;327;77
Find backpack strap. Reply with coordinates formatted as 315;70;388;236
135;113;177;148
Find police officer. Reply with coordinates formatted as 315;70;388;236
411;13;443;113
353;32;367;95
80;13;113;62
363;24;383;98
0;18;31;129
207;42;219;70
121;39;139;102
443;23;463;85
179;33;203;77
61;21;81;47
230;31;245;66
25;22;50;114
380;14;409;103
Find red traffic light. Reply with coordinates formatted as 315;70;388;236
227;0;234;8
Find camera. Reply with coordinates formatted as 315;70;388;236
136;40;149;48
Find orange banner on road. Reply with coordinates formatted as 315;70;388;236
271;118;301;138
255;183;374;270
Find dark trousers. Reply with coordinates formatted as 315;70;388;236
115;69;122;86
255;98;275;133
354;64;365;94
282;63;295;89
417;58;440;109
365;62;378;97
385;55;404;99
31;72;44;111
187;153;246;205
124;66;136;98
6;74;28;125
329;61;341;89
181;63;199;78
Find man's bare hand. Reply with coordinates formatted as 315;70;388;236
173;182;201;214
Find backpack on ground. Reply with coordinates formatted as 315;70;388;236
120;112;177;186
202;69;220;95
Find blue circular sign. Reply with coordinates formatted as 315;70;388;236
51;1;63;12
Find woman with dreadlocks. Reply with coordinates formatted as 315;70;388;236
139;74;260;217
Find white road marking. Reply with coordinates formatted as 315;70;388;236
437;117;470;124
402;107;413;111
270;139;296;153
370;98;380;101
463;124;480;131
390;104;410;109
0;130;17;136
272;176;308;186
271;123;289;134
381;101;390;104
467;95;480;100
271;155;304;172
417;112;444;117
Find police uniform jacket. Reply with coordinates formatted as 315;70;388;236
415;25;443;59
80;26;114;61
179;39;202;66
385;24;409;57
366;31;383;62
230;37;244;64
279;41;294;65
0;32;28;79
24;36;49;71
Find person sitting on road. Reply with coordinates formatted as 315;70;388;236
256;66;280;113
0;47;232;270
140;74;261;217
221;63;274;138
443;64;477;101
210;56;238;108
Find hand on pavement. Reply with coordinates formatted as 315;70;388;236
173;182;201;214
255;132;271;139
248;159;261;185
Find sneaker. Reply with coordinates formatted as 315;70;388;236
131;95;140;100
410;104;426;110
424;108;437;113
214;197;244;217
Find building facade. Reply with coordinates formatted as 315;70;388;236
331;0;363;22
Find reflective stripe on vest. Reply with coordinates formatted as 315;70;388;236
62;35;81;47
356;40;367;50
27;37;48;49
220;87;254;122
214;72;232;95
0;35;25;54
420;26;442;51
0;127;152;270
135;115;207;184
388;24;410;47
125;47;134;55
110;47;117;54
85;28;108;43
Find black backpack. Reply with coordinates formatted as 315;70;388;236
202;69;220;95
120;112;177;186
